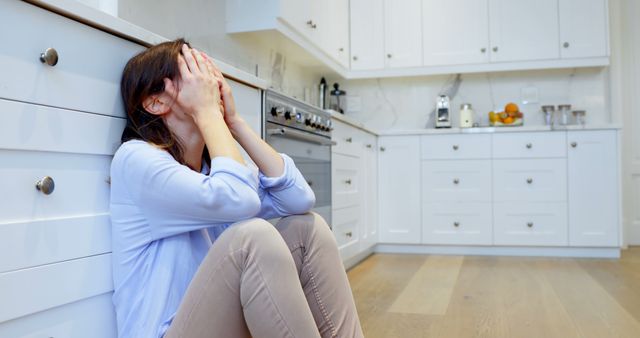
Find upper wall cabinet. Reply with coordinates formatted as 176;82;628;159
488;0;560;62
559;0;609;58
384;0;423;68
350;0;385;70
226;0;350;71
422;0;490;66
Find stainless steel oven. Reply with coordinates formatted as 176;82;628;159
263;90;334;225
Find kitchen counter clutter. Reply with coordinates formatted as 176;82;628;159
25;0;268;89
376;124;622;136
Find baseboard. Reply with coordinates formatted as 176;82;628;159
374;244;621;259
343;246;376;270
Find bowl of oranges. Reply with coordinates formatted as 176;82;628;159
489;103;524;127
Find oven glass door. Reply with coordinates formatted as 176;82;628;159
265;124;332;225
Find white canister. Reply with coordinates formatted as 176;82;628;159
459;103;474;128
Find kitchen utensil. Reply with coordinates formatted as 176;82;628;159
329;82;346;113
318;77;327;109
459;103;474;128
435;95;452;128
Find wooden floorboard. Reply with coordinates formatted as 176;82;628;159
347;248;640;338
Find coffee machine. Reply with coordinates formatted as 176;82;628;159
435;95;452;128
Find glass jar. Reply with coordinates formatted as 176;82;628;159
558;104;571;126
573;110;586;126
541;105;555;126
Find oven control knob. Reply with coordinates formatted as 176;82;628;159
295;112;303;123
284;111;292;120
270;107;278;117
325;120;333;131
305;116;312;126
310;116;318;127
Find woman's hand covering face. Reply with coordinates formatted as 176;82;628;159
164;44;224;122
199;51;242;128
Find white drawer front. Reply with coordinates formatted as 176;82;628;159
0;293;116;338
0;254;113;322
493;159;567;202
0;1;144;117
493;203;568;246
421;134;491;160
0;214;111;274
0;150;112;224
422;160;491;202
493;132;566;158
422;203;492;245
332;120;362;157
332;206;360;257
0;99;125;155
332;153;361;209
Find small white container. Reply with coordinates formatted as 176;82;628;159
459;103;474;128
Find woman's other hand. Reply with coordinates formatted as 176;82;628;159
167;44;224;124
200;52;244;130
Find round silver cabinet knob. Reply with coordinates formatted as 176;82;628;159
527;222;534;228
345;231;353;238
452;145;459;151
571;142;577;148
36;176;55;195
454;222;460;227
345;179;352;185
40;48;59;66
526;143;533;149
346;137;353;143
563;42;570;48
453;178;460;185
366;144;373;148
527;178;533;184
380;147;386;152
481;48;487;53
353;55;358;61
387;53;392;59
493;46;499;52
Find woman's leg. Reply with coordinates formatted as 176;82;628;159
165;218;321;338
274;212;364;338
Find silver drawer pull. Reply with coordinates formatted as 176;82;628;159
40;48;59;66
452;145;459;151
366;144;372;148
453;222;460;227
36;176;55;195
571;142;577;148
526;143;533;149
345;179;352;185
527;222;534;228
380;147;386;152
453;178;460;185
345;137;353;143
526;178;533;184
345;231;353;238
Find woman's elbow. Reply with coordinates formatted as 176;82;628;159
288;187;316;215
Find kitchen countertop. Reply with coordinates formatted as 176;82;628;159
326;110;381;135
377;124;623;136
25;0;269;89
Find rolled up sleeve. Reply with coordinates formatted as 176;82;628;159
256;154;316;219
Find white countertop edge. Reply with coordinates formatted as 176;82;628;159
25;0;269;89
377;124;623;136
326;110;380;135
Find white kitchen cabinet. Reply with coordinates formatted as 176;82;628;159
350;0;385;70
422;0;490;66
361;132;378;249
422;203;492;245
488;0;560;62
493;159;567;202
383;0;423;68
494;203;568;246
378;136;421;243
421;160;492;203
327;0;350;68
559;0;609;58
567;130;619;247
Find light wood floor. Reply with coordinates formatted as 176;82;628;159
347;248;640;338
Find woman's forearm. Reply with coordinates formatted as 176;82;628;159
195;111;246;165
228;117;284;177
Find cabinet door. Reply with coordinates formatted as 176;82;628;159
568;130;619;247
422;0;490;66
383;0;423;68
326;0;350;67
281;0;310;36
378;136;421;243
488;0;559;62
350;0;385;70
362;133;378;247
559;0;609;58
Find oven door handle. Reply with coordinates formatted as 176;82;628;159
267;127;336;146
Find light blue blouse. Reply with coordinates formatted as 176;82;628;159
109;140;315;338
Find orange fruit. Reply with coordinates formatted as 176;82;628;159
503;116;515;124
505;102;519;114
489;111;498;123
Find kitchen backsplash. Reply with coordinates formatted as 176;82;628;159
331;67;610;131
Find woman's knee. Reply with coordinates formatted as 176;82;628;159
276;212;336;247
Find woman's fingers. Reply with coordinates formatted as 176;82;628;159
176;54;191;79
192;48;209;75
181;44;199;74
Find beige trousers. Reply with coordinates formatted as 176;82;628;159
164;213;364;338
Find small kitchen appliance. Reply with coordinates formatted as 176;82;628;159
459;103;474;128
329;83;346;113
435;95;452;128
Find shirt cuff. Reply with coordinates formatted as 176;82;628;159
259;153;295;190
210;156;259;191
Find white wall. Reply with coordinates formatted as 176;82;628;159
335;67;610;131
117;0;323;100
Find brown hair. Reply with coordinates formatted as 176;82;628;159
120;38;208;167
